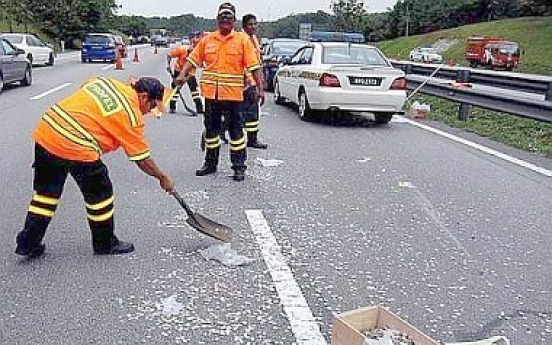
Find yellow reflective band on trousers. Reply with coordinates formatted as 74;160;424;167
244;120;259;132
86;196;114;222
230;136;246;151
205;136;221;149
28;192;59;218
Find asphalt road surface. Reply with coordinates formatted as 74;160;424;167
1;48;550;345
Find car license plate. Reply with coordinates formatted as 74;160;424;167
349;77;382;86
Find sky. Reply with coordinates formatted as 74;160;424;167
115;0;399;21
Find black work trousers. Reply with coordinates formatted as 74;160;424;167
203;99;246;171
16;144;115;252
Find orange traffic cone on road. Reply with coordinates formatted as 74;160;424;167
133;48;139;62
114;52;124;70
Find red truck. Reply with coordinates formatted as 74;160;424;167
465;35;521;71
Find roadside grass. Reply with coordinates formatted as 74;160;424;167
407;95;552;158
377;16;552;76
378;17;552;157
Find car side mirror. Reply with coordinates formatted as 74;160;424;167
15;48;25;55
279;57;290;66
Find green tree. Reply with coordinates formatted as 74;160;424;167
331;0;368;32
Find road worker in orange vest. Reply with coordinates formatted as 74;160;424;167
167;43;203;114
241;13;267;149
176;2;265;182
15;77;175;257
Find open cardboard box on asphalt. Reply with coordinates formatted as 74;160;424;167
331;305;441;345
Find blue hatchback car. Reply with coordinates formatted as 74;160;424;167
81;33;117;63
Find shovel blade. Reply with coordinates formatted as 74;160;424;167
186;212;232;242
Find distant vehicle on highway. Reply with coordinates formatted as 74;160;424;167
274;41;406;123
81;33;117;63
409;47;443;63
262;38;308;91
465;35;521;71
0;33;54;66
309;31;365;43
152;35;169;47
0;38;32;93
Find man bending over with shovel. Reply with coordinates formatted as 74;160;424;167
15;76;175;257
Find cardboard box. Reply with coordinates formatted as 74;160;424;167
331;305;441;345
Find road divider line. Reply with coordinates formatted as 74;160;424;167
245;210;327;345
30;83;72;100
402;116;552;177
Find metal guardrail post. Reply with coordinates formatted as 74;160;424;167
546;82;552;101
458;103;470;121
457;69;470;83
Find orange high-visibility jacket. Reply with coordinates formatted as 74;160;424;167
169;45;193;72
187;30;260;101
244;33;262;87
33;77;150;163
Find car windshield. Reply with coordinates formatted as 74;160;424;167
271;41;305;56
2;34;23;44
85;35;111;44
420;48;438;54
322;45;388;66
499;44;519;55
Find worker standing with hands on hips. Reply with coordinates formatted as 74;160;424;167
176;2;265;182
241;13;267;149
167;43;203;114
15;76;175;258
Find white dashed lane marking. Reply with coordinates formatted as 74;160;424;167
245;209;327;345
30;83;72;100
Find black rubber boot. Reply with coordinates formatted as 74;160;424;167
15;243;46;258
195;165;217;176
196;148;219;176
15;219;48;258
233;168;246;182
247;132;267;149
93;233;134;255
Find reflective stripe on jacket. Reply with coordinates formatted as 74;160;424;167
187;30;260;101
244;33;262;87
33;77;150;162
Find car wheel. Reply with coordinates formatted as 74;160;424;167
47;53;54;66
273;80;285;105
374;113;393;124
298;90;313;121
0;74;4;94
21;66;32;86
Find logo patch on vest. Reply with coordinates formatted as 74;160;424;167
83;81;123;117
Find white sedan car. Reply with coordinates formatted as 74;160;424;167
0;33;55;66
409;47;443;63
273;42;406;123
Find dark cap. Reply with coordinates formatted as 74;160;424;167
217;2;235;16
134;77;164;101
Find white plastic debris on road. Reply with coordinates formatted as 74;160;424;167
255;157;284;167
199;243;256;267
156;294;184;316
446;336;510;345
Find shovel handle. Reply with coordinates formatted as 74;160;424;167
171;190;195;218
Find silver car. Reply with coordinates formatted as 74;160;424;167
0;38;32;93
274;42;407;123
0;33;55;66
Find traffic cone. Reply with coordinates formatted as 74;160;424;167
154;46;158;54
133;48;139;62
114;52;124;70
